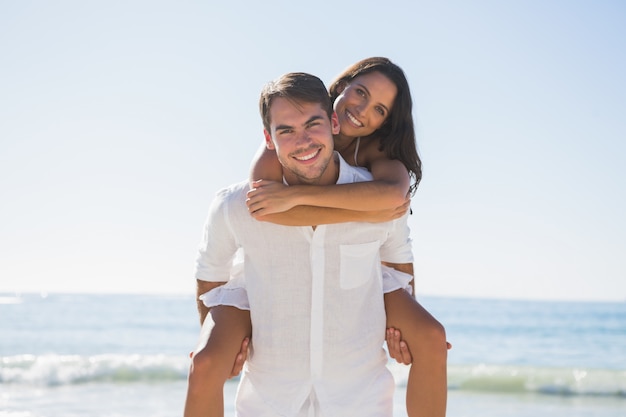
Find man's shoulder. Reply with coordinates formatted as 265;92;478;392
215;180;249;198
210;180;249;211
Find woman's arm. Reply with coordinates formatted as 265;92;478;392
248;159;409;213
248;143;410;225
253;201;410;226
250;142;283;185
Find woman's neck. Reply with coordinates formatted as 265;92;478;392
333;133;357;154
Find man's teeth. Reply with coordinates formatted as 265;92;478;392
296;150;318;161
347;111;362;127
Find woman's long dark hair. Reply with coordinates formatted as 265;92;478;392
329;57;422;195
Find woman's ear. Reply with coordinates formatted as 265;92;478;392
335;80;348;94
263;130;275;150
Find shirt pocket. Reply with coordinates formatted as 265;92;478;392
339;240;380;290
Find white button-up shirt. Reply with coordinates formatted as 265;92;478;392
195;154;414;416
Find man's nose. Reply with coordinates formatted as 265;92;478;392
295;131;312;145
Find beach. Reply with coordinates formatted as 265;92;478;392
1;293;624;416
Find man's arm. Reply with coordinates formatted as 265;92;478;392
193;186;240;325
195;279;228;325
381;208;415;364
381;261;414;365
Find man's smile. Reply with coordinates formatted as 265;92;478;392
292;148;321;162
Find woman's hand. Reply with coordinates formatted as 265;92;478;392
359;199;411;223
246;180;298;217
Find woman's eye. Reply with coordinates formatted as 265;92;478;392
375;106;386;116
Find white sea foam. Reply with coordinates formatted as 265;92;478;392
388;362;626;397
3;353;624;398
0;354;189;386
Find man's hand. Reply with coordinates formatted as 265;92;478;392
386;328;413;364
386;327;453;365
188;336;250;378
229;337;250;378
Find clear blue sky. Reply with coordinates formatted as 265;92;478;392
1;1;625;301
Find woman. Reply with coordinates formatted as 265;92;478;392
185;57;448;417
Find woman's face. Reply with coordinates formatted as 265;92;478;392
333;71;397;139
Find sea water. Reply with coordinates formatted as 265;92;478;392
1;293;624;416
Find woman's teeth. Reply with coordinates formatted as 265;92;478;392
346;111;363;127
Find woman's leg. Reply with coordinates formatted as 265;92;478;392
384;289;448;417
184;305;252;417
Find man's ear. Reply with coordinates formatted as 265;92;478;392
263;129;275;150
331;112;340;135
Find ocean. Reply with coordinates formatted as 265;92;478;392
1;293;624;417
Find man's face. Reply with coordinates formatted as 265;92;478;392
264;97;340;185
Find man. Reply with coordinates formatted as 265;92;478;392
187;72;414;416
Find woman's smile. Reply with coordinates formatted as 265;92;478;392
345;109;363;128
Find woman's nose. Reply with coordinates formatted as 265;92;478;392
355;102;368;118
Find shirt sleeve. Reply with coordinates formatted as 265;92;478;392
379;212;414;264
194;187;239;282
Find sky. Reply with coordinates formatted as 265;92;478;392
1;0;625;301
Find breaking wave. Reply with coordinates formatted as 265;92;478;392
0;354;189;386
393;363;626;397
3;354;625;398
